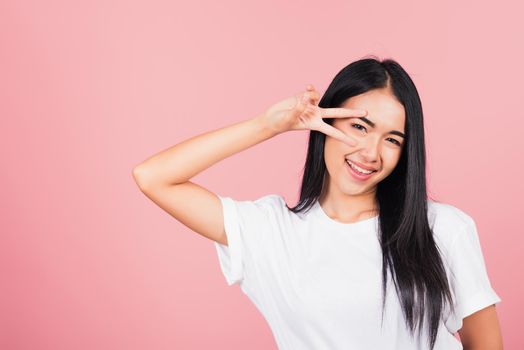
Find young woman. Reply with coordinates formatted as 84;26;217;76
133;57;503;350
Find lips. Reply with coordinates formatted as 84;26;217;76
345;159;377;181
345;159;378;173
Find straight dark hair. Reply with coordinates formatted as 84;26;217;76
286;56;455;350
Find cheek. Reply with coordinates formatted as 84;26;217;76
381;149;402;172
324;139;348;164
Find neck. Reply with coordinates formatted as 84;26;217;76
319;184;378;224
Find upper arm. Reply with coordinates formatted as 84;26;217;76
458;304;504;349
134;177;227;246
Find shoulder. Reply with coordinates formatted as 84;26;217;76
240;193;286;212
253;194;291;217
253;193;287;206
427;198;475;228
427;199;477;253
221;193;288;218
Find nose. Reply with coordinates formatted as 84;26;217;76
359;135;380;163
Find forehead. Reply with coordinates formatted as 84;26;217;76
338;89;406;130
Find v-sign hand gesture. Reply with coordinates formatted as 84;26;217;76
262;84;368;146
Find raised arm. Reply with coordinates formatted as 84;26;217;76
132;113;277;245
132;84;367;245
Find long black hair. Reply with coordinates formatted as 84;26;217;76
286;56;455;350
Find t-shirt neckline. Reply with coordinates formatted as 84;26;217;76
313;199;379;230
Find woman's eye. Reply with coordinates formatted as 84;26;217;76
351;124;366;132
349;124;401;146
387;138;401;146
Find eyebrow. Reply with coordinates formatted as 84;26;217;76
357;117;405;138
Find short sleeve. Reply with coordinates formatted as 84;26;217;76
213;193;281;287
447;215;502;322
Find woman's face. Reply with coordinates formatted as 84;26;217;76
323;88;406;196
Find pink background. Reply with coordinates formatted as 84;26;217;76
1;0;522;349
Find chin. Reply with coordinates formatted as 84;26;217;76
342;184;375;195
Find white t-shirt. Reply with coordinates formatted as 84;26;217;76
213;194;501;350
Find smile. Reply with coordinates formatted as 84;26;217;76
345;159;377;181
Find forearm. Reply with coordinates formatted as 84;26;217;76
461;335;504;350
462;346;503;350
133;113;278;188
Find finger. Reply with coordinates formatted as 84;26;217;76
316;122;359;147
320;107;367;118
302;85;314;98
310;90;321;105
303;90;321;105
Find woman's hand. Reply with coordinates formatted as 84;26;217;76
262;84;368;146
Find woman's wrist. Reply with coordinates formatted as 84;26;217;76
254;112;284;138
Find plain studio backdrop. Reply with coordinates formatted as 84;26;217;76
1;0;522;349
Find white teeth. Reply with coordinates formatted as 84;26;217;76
346;160;374;175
